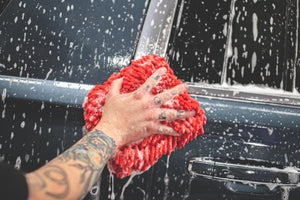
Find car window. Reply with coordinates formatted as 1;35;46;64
0;0;149;85
167;0;300;93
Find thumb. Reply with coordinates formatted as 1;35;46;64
108;78;123;97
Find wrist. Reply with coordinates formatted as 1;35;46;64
93;122;123;148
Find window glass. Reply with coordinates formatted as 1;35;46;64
225;0;289;89
167;0;299;93
168;0;230;84
0;0;149;85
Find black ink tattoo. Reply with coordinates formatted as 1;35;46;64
153;97;162;105
144;85;150;92
177;110;184;118
171;90;178;96
158;112;167;120
168;129;175;135
26;130;116;200
44;165;69;199
57;129;116;199
153;74;161;80
157;127;164;134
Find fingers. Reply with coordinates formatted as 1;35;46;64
149;109;195;121
146;122;180;136
157;126;180;136
134;67;167;99
152;83;188;106
108;78;123;97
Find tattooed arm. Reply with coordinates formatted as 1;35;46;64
26;129;116;200
25;67;194;200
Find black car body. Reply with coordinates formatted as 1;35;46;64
1;0;300;199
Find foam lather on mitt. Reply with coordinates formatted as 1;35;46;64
83;55;206;178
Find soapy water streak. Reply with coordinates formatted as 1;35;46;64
293;0;299;93
221;0;237;85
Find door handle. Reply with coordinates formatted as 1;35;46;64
188;157;300;186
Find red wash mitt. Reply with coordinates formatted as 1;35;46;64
83;55;206;178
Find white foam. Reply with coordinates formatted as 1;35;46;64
281;186;291;200
163;155;170;200
221;0;237;84
192;82;300;97
252;13;258;41
14;156;21;170
108;170;115;200
293;0;299;93
2;88;7;103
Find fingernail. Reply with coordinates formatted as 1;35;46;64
159;67;167;73
182;84;188;90
189;110;196;117
173;132;180;137
169;129;180;136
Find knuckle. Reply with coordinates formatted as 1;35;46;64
153;96;162;105
172;84;186;95
146;122;157;131
143;98;153;108
145;78;156;87
157;126;164;134
152;74;161;81
170;89;178;96
133;90;144;99
145;110;154;121
169;110;177;119
177;110;185;118
164;91;173;100
158;111;167;120
167;128;174;135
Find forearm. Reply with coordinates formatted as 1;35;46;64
25;129;117;200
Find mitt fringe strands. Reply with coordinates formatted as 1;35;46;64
83;55;206;178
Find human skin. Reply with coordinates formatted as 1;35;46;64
25;67;194;200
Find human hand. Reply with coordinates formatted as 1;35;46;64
94;67;195;147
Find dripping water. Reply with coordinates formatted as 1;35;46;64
293;0;299;93
281;186;291;200
1;88;7;118
120;173;139;200
89;180;101;200
183;174;196;200
221;0;237;85
163;155;170;200
108;170;115;200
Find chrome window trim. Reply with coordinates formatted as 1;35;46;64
0;75;93;107
188;84;300;108
134;0;178;59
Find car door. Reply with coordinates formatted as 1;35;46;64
147;0;300;199
96;0;300;199
1;0;300;200
0;0;150;199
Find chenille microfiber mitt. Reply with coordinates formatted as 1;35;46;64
83;55;206;178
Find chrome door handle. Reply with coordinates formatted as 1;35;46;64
188;157;300;186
